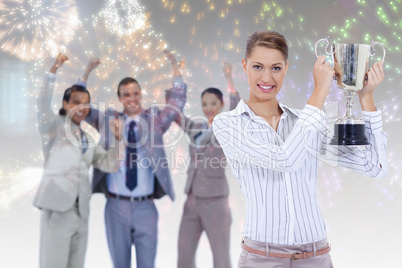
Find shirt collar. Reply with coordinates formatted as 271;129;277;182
228;99;299;121
123;113;140;124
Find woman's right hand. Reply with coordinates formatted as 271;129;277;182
50;53;68;73
313;55;334;96
87;57;101;72
308;55;334;109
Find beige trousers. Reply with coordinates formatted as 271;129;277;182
178;193;232;268
39;204;88;268
238;237;333;268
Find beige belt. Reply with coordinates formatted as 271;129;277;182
242;241;331;260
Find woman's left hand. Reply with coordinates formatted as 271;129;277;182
358;62;384;98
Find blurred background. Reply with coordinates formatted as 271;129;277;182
0;0;401;267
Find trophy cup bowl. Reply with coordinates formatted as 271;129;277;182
314;37;386;145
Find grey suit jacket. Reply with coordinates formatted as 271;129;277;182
87;77;187;201
178;92;240;198
33;74;119;219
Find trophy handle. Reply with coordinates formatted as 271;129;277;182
314;36;334;58
369;39;386;62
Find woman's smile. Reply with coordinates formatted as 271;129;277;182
258;84;276;93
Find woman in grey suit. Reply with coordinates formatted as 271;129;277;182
177;63;240;268
34;54;122;268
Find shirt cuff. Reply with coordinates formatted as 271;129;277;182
172;76;184;88
46;72;57;80
363;110;383;133
75;78;87;87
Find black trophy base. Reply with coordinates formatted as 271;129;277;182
330;123;369;145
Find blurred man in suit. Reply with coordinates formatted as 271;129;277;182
83;50;186;268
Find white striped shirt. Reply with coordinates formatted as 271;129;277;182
212;100;387;245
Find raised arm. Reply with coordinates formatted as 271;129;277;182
37;54;68;134
223;62;241;110
49;54;68;74
75;57;101;87
159;49;187;133
213;56;333;173
165;49;181;77
321;113;387;177
307;55;335;109
213;105;327;173
76;57;101;130
358;61;384;112
322;62;388;177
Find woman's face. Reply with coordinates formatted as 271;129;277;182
201;92;224;123
242;46;289;102
63;91;90;125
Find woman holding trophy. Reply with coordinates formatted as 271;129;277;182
212;30;387;267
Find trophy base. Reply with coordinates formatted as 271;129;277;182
330;123;369;145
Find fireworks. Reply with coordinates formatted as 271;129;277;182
29;14;189;114
100;0;147;36
0;0;400;213
324;0;402;120
18;12;190;207
0;0;79;61
0;155;43;210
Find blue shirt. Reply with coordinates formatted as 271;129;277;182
77;77;188;197
106;115;154;197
